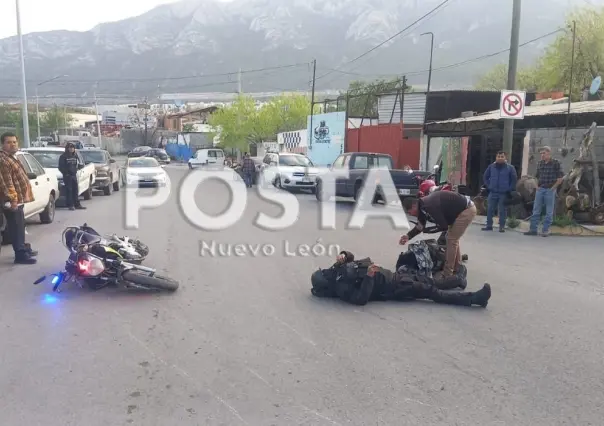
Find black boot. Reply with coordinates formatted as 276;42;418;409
428;288;473;306
14;250;37;264
75;204;87;210
24;243;38;257
470;283;491;308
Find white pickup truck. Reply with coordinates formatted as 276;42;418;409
1;150;59;250
23;147;97;201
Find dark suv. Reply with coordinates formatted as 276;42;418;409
127;146;170;164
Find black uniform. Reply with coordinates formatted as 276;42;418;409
58;143;82;209
311;251;491;307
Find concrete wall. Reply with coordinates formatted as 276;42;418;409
528;127;604;175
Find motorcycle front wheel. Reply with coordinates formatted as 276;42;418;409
122;270;179;292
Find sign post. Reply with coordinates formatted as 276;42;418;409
499;90;526;120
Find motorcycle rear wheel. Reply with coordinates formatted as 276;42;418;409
122;270;179;291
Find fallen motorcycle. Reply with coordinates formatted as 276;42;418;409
78;223;149;263
33;226;178;292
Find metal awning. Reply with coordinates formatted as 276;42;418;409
425;100;604;136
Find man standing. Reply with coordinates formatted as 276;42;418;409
0;132;38;264
525;146;564;237
241;152;255;188
58;142;86;211
482;151;517;233
400;190;476;280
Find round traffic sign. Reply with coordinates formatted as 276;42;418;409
503;93;523;116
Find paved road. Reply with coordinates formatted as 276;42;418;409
1;166;603;426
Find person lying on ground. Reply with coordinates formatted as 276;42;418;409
311;251;491;308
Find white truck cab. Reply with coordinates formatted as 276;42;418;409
188;148;225;169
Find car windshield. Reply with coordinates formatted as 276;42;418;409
134;146;152;152
28;151;62;168
80;150;106;164
129;158;159;168
279;155;312;167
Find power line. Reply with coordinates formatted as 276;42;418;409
0;62;311;84
319;28;564;80
314;0;451;82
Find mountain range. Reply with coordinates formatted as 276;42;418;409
0;0;592;103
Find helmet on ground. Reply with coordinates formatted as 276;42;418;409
418;179;436;197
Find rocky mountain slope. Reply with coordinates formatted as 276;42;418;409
0;0;590;100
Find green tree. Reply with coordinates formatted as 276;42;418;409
41;105;74;131
342;77;409;117
536;6;604;99
182;123;195;132
475;63;540;91
476;5;604;100
208;94;311;150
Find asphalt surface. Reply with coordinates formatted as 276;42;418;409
1;165;603;426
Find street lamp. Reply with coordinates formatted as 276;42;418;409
420;32;434;95
15;0;30;147
36;75;67;141
421;32;435;170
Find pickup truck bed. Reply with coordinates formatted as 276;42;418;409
316;152;431;202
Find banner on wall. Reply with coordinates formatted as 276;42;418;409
307;112;345;167
440;137;468;186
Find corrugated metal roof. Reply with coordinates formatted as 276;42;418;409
378;93;426;124
429;100;604;125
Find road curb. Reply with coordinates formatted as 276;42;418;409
472;216;604;237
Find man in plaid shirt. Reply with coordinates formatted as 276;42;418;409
241;152;256;188
0;132;38;264
525;145;564;237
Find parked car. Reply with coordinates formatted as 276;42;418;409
314;152;430;203
127;146;153;157
80;148;121;195
125;157;168;187
1;150;59;248
260;152;318;192
23;147;97;202
146;148;170;164
188;148;225;169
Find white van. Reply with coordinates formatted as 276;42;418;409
188;148;225;169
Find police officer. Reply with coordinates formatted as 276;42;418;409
58;142;86;211
311;251;491;307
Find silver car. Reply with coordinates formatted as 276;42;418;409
260;153;318;192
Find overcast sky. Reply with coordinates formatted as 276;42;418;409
0;0;232;40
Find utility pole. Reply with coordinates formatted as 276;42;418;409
16;0;30;147
309;59;317;150
502;0;522;162
143;97;149;145
563;20;577;149
94;90;102;149
238;68;242;94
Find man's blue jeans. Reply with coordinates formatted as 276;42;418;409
530;187;556;233
243;172;253;187
486;192;507;230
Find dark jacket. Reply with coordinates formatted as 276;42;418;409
58;143;80;177
483;162;517;194
407;191;469;239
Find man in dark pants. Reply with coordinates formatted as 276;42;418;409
0;132;38;264
241;152;255;188
482;151;517;233
311;251;491;307
58;142;86;210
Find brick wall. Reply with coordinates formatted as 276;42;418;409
528;127;604;175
